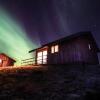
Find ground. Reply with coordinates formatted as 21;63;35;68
0;65;100;100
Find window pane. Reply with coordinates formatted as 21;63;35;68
0;59;2;63
43;50;47;55
37;60;42;64
37;56;42;60
51;46;54;53
88;44;91;50
37;52;42;57
43;59;47;64
55;45;59;52
37;52;42;64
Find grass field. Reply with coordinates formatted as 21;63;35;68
0;65;99;100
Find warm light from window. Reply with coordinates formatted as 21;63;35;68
55;45;59;52
0;59;2;63
88;44;91;50
37;52;42;57
43;50;47;64
37;52;42;64
37;50;48;64
43;50;47;56
51;46;55;53
51;45;59;53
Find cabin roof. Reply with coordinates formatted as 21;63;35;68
29;31;100;53
0;53;16;62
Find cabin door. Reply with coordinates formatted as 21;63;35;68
37;50;47;64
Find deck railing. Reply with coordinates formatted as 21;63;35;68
21;57;36;65
21;55;47;65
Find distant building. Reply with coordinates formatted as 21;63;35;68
0;53;16;67
29;32;100;65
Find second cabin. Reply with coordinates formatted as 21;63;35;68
29;32;100;65
0;53;16;67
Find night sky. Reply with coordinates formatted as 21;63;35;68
0;0;100;64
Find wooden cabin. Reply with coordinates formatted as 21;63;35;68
0;53;16;67
29;32;100;65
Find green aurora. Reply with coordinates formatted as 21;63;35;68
0;8;37;66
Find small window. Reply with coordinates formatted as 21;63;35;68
55;45;59;52
37;52;42;57
0;59;2;63
51;46;55;53
43;50;47;56
88;44;91;50
37;52;42;64
51;45;59;53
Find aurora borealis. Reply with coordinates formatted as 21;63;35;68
0;8;37;65
0;0;100;64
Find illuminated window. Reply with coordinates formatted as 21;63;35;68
37;50;48;64
43;50;47;64
55;45;59;52
37;52;42;64
51;46;55;53
88;44;91;50
0;59;1;63
37;52;42;57
51;45;59;53
43;50;47;56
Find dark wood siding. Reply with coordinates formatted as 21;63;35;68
32;32;99;65
47;36;99;64
0;54;15;67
